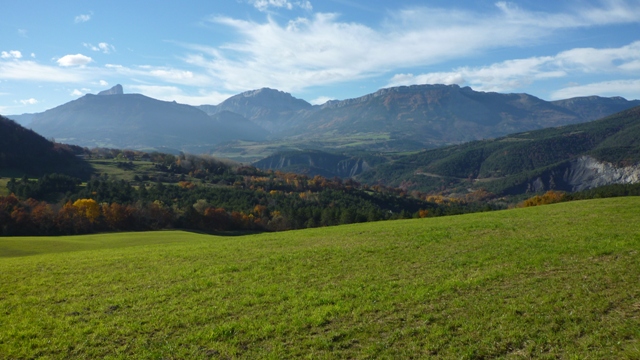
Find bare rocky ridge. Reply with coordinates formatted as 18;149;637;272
97;84;124;96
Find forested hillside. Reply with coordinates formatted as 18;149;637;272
0;115;91;178
358;106;640;195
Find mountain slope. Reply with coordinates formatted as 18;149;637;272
357;106;640;195
28;86;267;151
0;115;91;178
208;85;639;153
286;84;625;146
552;95;640;120
199;88;313;133
5;113;36;127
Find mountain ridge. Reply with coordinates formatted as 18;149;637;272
25;87;267;152
8;84;640;154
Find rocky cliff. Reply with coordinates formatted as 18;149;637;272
563;156;640;191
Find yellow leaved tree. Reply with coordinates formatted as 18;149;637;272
73;199;101;223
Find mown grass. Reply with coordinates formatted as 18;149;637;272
1;197;639;359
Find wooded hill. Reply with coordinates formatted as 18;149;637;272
356;106;640;195
0;115;91;178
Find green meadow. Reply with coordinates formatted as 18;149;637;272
1;197;639;359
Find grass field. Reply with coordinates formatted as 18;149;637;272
0;178;9;196
1;197;639;359
88;159;160;182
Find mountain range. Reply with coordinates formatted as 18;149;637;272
202;84;640;148
6;84;640;155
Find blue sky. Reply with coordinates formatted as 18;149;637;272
1;0;640;114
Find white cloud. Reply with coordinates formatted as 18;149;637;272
387;41;640;93
185;1;640;94
106;63;212;86
0;60;90;82
84;42;115;54
128;84;233;105
30;53;35;58
57;54;93;67
75;13;92;23
310;96;334;105
99;80;109;86
1;50;22;59
70;88;91;96
249;0;312;12
551;79;640;100
18;29;28;38
19;98;38;105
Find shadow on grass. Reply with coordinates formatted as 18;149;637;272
176;228;269;237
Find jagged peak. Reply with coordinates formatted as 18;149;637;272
97;84;123;96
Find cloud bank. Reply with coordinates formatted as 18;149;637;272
387;41;640;96
182;1;640;94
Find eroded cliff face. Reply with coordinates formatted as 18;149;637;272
515;156;640;195
336;158;370;178
563;156;640;191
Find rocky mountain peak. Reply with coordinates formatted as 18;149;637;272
97;84;124;96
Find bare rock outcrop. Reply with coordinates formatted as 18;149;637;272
563;156;640;191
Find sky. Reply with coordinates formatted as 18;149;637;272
1;0;640;115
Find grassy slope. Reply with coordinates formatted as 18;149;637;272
1;198;639;359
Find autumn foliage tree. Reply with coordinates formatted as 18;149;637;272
519;190;566;208
73;199;101;223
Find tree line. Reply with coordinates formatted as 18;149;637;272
0;167;498;236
